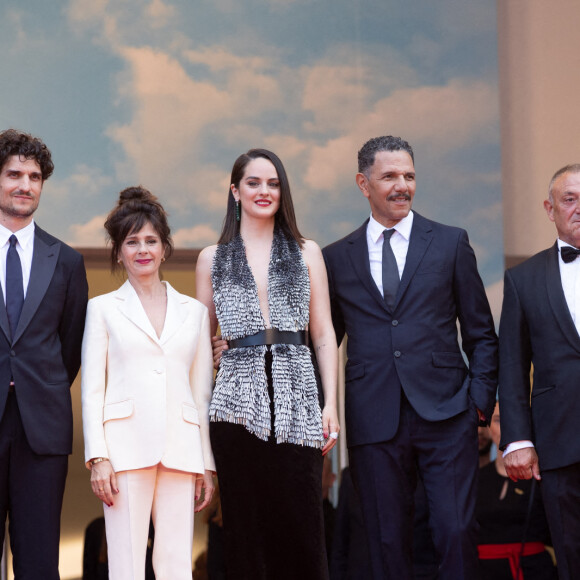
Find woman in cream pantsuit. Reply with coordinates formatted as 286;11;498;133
82;187;215;580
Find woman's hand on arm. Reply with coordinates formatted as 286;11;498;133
212;335;229;371
89;459;118;507
303;240;341;455
194;470;215;513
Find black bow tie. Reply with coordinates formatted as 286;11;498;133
561;246;580;263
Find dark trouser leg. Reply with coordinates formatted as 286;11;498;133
4;393;67;580
348;399;416;580
0;395;11;551
348;393;480;580
540;462;580;580
414;403;480;580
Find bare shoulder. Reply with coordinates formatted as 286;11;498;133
301;239;323;265
196;244;218;272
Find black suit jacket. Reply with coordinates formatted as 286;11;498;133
499;242;580;471
323;212;497;447
0;226;88;455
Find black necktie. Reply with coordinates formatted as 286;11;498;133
6;234;24;339
561;246;580;263
382;229;399;308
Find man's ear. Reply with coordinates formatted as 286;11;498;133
544;199;555;222
356;173;369;197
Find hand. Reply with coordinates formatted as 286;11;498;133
504;447;541;482
321;405;340;456
90;460;118;507
212;335;228;370
477;407;486;425
194;470;215;512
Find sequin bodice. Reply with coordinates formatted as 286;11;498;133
209;228;323;448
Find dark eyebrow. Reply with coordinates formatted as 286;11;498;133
6;169;42;178
378;170;415;178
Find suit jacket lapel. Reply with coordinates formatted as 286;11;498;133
395;212;433;308
116;280;160;344
347;220;389;313
0;282;9;343
545;242;580;353
116;280;188;346
12;228;60;344
159;283;188;345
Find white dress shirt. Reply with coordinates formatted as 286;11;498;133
366;211;414;296
504;238;580;456
558;238;580;336
0;221;35;303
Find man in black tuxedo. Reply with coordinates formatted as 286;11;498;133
0;129;88;578
323;136;497;579
499;163;580;580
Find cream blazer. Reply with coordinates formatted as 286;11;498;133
81;280;215;474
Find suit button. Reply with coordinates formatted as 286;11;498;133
392;320;399;326
394;351;401;358
10;350;15;357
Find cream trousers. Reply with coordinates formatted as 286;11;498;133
103;463;196;580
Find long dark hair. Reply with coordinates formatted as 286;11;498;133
217;148;304;246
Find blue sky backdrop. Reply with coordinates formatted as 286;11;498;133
0;0;502;285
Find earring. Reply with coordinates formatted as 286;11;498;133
161;257;166;262
235;200;240;222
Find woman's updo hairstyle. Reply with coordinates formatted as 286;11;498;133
104;186;174;272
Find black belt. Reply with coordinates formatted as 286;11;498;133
228;329;309;349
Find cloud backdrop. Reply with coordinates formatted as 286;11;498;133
0;0;501;284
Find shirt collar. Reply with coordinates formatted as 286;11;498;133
557;238;577;250
368;211;414;244
0;220;35;249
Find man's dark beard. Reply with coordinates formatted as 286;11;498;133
1;193;37;218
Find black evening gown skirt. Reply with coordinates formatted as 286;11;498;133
210;351;328;580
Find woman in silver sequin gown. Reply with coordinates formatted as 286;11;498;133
196;149;340;580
